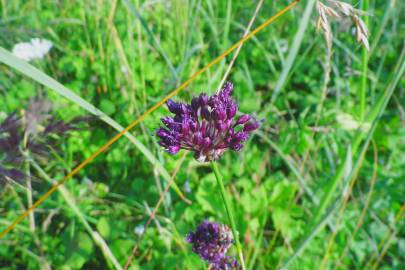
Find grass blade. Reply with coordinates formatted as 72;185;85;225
257;132;318;204
314;44;405;223
0;46;185;200
211;161;246;270
122;0;179;83
270;0;317;103
281;45;405;268
30;159;122;270
359;0;369;120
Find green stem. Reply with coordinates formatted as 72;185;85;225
359;0;369;120
211;162;246;270
25;155;35;232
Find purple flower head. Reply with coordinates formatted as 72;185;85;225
212;256;240;270
156;82;259;162
186;220;233;264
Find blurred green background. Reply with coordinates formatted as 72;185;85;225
0;0;404;269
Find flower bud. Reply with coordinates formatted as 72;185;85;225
243;121;259;132
235;115;251;125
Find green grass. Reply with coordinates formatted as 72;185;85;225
0;0;404;269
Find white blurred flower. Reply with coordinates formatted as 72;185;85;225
134;224;145;235
278;39;289;53
120;65;129;75
336;113;370;132
12;38;53;61
183;180;191;193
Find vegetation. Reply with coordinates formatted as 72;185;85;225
0;0;404;269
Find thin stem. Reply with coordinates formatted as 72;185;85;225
217;0;264;93
359;0;369;120
25;155;35;232
123;152;189;270
211;161;246;270
23;131;35;232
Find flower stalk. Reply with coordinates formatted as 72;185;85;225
360;0;369;120
211;161;246;270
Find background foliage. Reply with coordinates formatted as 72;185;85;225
0;0;404;269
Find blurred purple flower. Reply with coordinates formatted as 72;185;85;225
0;167;26;186
25;97;53;135
186;220;239;269
0;113;21;160
0;97;88;186
156;82;259;162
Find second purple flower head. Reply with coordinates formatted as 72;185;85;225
186;220;239;269
156;82;259;162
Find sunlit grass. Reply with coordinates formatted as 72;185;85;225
0;0;404;269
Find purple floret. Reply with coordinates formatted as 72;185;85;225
211;256;240;270
156;82;259;162
186;220;240;270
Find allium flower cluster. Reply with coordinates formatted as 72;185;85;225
186;220;239;270
156;82;259;162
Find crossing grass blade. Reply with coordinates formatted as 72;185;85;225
30;159;123;270
0;47;186;200
122;0;179;83
314;45;405;224
280;45;405;268
270;0;317;103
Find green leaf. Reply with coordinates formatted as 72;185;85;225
97;217;111;239
196;173;223;216
64;232;94;270
100;99;116;115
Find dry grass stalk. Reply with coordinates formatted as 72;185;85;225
316;1;340;49
316;0;370;50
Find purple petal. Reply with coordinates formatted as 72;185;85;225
214;108;226;121
203;137;211;148
231;143;243;151
216;121;228;132
233;131;249;142
227;102;237;118
191;97;200;110
193;132;203;145
156;128;170;138
167;145;180;154
180;119;190;134
243;121;259;132
185;232;194;243
221;82;233;97
235;115;251;125
201;106;211;120
199;94;209;105
167;99;182;114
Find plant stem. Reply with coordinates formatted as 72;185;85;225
211;162;246;270
25;157;35;232
359;0;369;120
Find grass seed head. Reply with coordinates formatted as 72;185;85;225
316;0;370;50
